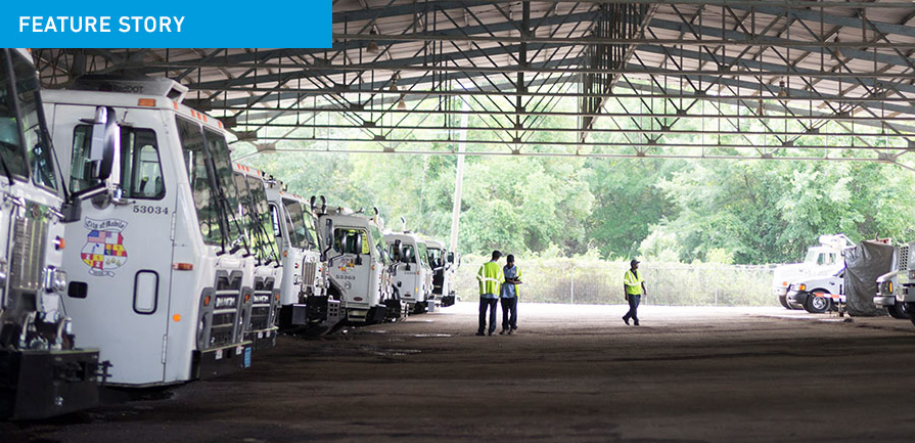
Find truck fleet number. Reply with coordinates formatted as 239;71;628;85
133;205;169;215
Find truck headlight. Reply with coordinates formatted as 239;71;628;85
889;282;894;294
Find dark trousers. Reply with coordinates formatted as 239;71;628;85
479;298;498;334
623;294;641;324
501;297;517;330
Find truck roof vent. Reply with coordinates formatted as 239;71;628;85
73;76;189;103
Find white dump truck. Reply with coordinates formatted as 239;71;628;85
316;206;395;326
44;76;255;387
385;230;434;314
231;163;282;349
261;185;328;331
875;242;914;320
424;239;458;307
0;48;103;420
773;234;853;309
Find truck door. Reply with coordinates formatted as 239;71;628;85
330;227;371;303
56;105;176;385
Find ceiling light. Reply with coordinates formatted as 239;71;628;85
832;36;844;61
778;81;788;98
367;29;380;53
397;95;407;110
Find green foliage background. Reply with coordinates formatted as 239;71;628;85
238;143;915;266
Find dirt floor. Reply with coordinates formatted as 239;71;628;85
5;302;915;443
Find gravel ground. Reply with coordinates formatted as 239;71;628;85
4;302;915;443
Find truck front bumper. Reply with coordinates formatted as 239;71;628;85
874;296;896;307
0;349;100;420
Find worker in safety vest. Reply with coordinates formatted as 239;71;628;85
500;254;522;335
476;250;504;336
622;259;647;326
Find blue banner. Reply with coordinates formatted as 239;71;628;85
3;1;331;48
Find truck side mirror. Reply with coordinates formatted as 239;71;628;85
354;234;363;266
447;252;455;264
90;106;119;182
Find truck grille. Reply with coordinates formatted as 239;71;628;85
302;262;317;288
9;215;48;292
900;245;910;271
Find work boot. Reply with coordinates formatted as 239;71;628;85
499;329;507;335
508;329;514;335
622;316;630;325
476;331;485;336
634;321;640;326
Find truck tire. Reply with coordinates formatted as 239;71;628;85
888;302;912;320
804;290;831;314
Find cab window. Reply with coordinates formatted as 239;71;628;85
333;228;369;255
71;125;165;199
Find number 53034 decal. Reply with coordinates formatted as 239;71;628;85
133;205;169;215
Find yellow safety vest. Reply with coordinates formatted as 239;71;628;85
624;269;644;295
477;261;504;296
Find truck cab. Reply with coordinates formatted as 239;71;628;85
262;186;328;331
385;232;434;314
317;207;394;326
785;268;844;314
231;163;282;349
773;234;852;309
43;76;255;387
424;240;458;307
0;48;101;420
876;242;914;320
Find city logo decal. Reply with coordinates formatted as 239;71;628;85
81;218;129;277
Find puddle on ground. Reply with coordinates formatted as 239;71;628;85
412;334;452;338
360;330;389;334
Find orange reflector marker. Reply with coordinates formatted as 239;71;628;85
204;295;211;306
138;98;157;107
275;293;280;302
284;250;288;257
173;262;194;271
173;314;181;322
245;293;251;303
54;236;66;250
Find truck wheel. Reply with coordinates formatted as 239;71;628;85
779;295;790;309
804;291;830;314
889;303;912;320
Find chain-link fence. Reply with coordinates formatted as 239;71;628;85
455;257;777;307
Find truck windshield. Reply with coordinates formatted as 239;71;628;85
244;175;278;263
282;198;318;251
804;249;837;266
0;50;34;181
10;50;57;191
370;225;387;265
204;128;245;252
417;242;430;269
178;118;227;247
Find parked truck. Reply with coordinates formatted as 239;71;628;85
0;48;103;420
385;230;434;314
875;242;914;320
773;234;853;309
258;183;329;331
44;76;255;387
231;164;282;349
424;239;458;307
784;269;844;313
315;206;396;327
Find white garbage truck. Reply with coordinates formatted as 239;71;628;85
231;163;282;349
316;206;396;327
261;184;328;331
0;48;103;419
875;242;914;320
773;234;853;309
385;230;434;314
44;76;256;387
424;239;459;307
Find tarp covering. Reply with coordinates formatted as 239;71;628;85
844;241;895;317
